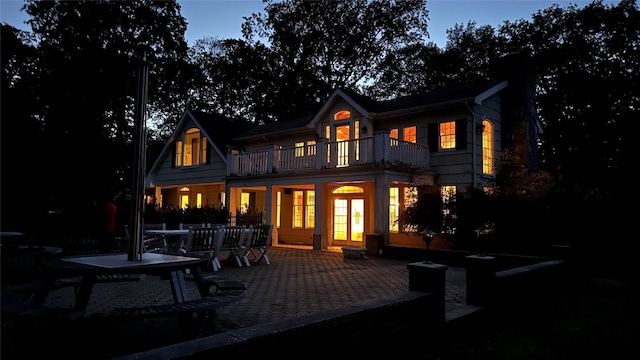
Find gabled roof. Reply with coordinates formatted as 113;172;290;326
236;79;508;139
233;115;314;141
147;110;252;179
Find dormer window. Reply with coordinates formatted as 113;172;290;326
175;128;207;167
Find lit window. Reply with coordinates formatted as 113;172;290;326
295;142;304;157
293;190;303;228
218;192;226;209
181;195;189;210
482;120;493;175
176;128;207;167
390;187;399;232
404;126;416;143
439;121;456;150
390;128;399;146
241;193;250;214
307;140;316;156
334;110;351;120
201;137;207;164
305;191;315;229
176;141;183;166
276;191;281;228
196;193;202;208
332;186;364;194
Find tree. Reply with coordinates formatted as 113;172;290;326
188;0;432;122
19;0;192;203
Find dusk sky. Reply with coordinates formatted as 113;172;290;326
1;0;620;48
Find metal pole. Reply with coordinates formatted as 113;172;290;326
128;51;150;261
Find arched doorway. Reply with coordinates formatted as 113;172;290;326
331;185;364;247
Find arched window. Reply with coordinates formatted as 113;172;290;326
332;185;364;194
334;110;351;121
482;120;494;175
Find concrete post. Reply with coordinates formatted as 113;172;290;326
407;261;448;325
465;254;496;305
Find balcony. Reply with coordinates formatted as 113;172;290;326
227;132;430;176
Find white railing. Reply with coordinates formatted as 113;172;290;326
228;133;429;176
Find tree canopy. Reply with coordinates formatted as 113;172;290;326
1;0;637;232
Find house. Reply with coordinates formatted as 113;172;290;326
146;54;540;252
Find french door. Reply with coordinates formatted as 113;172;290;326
333;198;364;246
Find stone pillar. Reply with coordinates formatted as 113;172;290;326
465;254;496;306
407;261;448;325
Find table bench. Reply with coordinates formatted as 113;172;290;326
3;280;247;328
106;280;246;319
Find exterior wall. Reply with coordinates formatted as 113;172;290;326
150;118;227;188
276;188;315;245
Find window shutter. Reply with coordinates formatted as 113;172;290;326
456;119;467;150
428;123;438;153
206;140;211;164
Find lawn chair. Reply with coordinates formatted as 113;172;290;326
142;223;168;253
242;224;274;266
182;226;223;270
212;225;247;271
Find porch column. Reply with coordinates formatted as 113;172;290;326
265;182;275;245
313;180;326;250
373;173;390;246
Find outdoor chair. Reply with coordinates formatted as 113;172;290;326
242;224;274;266
212;225;247;271
142;223;169;253
182;226;223;270
178;223;206;230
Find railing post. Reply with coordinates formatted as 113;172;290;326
315;138;325;169
226;150;236;176
267;146;277;173
373;130;390;164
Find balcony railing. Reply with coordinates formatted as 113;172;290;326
228;132;430;176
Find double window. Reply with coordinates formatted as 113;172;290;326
390;126;417;144
293;190;315;229
175;128;207;167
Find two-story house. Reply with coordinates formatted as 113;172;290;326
146;54;540;252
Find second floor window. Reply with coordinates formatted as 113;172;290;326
439;121;456;150
390;126;417;145
482;120;494;175
176;128;207;167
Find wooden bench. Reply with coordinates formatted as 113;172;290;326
106;280;246;319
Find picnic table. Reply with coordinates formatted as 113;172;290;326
6;252;246;333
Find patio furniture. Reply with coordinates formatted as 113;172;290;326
182;226;224;270
179;223;206;230
142;223;168;253
242;224;274;266
212;225;248;271
12;252;229;334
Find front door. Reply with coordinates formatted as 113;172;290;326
333;198;364;246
